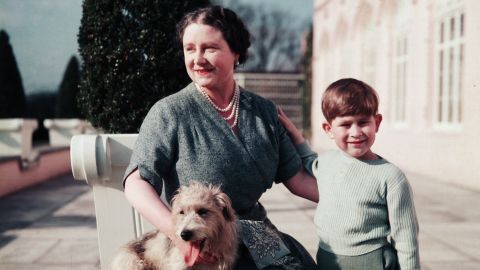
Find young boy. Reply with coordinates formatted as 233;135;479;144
279;78;420;270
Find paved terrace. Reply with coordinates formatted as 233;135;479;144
0;172;479;269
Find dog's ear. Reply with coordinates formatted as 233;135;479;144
215;192;235;221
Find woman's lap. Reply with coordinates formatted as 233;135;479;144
233;232;316;270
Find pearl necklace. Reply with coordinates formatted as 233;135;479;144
196;83;240;128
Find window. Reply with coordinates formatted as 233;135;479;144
434;8;464;128
392;35;408;124
390;0;411;127
361;25;377;87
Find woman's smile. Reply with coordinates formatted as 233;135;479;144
194;68;213;77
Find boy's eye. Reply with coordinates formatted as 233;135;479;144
358;120;370;126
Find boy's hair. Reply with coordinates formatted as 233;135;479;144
321;78;379;123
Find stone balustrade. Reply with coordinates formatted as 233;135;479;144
0;118;38;164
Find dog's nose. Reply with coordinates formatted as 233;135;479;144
180;230;193;241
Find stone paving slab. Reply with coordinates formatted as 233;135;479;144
0;174;100;269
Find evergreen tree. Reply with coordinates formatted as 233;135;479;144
0;30;26;118
78;0;210;133
56;55;82;118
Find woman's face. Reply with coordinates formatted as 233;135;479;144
182;23;239;92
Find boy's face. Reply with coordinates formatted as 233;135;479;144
322;114;382;160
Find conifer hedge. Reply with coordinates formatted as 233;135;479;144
78;0;210;133
0;30;26;118
56;55;82;118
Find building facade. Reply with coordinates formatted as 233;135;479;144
312;0;480;190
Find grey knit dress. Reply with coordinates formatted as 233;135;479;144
124;83;316;270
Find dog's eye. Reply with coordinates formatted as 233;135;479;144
179;210;184;215
197;208;209;216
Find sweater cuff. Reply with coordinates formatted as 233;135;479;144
295;141;316;157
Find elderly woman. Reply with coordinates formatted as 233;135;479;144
123;5;318;269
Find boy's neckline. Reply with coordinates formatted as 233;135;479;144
338;150;385;165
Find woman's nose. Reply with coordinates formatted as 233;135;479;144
194;52;206;65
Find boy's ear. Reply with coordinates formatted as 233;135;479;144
322;121;334;139
374;114;383;132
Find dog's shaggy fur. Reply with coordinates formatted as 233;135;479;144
110;182;238;270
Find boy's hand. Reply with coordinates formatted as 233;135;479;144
277;107;305;145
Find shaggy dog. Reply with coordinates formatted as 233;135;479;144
110;182;238;270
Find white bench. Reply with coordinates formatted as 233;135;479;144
70;134;155;269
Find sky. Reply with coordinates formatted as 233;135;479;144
0;0;83;94
0;0;313;95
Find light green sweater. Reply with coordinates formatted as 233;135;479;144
297;143;420;270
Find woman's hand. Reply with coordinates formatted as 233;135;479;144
124;172;204;265
277;107;305;145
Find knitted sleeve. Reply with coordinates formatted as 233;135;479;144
294;141;318;177
123;99;178;193
387;173;421;270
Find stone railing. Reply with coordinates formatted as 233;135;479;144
70;134;154;269
44;119;97;147
0;118;39;166
235;72;305;129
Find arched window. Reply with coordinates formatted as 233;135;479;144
360;12;376;87
433;0;465;129
333;17;349;79
391;1;412;126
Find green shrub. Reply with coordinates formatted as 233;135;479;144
78;0;210;133
0;30;26;118
56;55;82;118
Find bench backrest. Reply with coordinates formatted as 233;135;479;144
70;134;155;270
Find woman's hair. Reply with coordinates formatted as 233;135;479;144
176;5;251;64
321;78;379;123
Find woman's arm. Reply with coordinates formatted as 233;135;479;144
124;169;203;265
283;169;319;203
278;107;319;202
124;170;175;236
